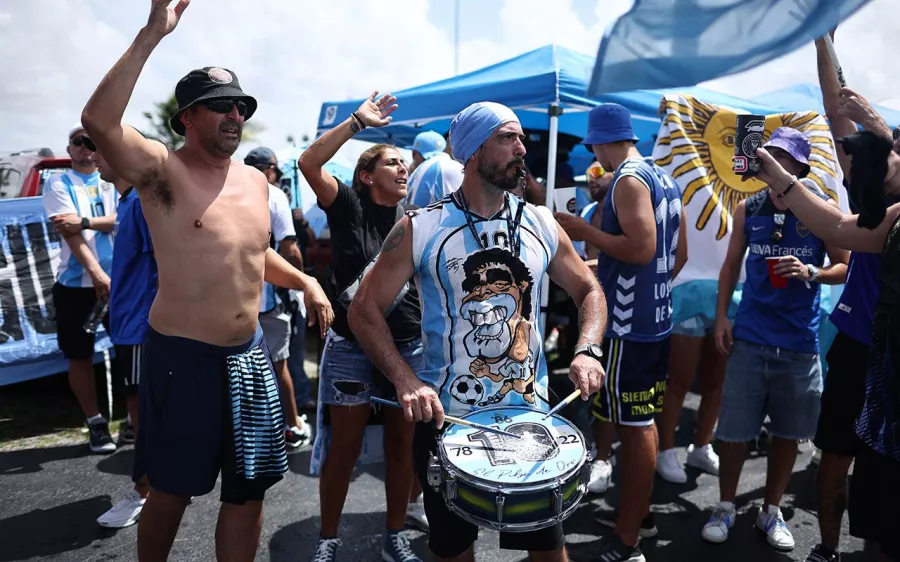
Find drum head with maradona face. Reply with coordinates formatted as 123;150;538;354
440;406;586;486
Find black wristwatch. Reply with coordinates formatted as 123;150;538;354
81;217;91;230
573;343;604;362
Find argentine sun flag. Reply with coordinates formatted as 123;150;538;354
588;0;871;95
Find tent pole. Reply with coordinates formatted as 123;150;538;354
540;104;563;343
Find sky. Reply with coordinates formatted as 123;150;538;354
1;0;898;158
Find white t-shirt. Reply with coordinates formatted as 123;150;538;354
260;184;297;313
42;170;119;288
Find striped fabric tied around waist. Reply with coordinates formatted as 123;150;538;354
226;346;289;480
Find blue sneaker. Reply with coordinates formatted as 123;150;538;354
311;537;341;562
382;531;420;562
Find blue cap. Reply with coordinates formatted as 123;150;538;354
764;127;810;165
583;103;639;146
412;131;447;159
450;102;520;165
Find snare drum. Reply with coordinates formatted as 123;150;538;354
426;405;589;532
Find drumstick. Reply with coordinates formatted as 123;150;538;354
821;34;847;87
540;388;582;420
369;396;521;439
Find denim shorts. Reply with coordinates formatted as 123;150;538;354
716;339;823;442
319;332;424;406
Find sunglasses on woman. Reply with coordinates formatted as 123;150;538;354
202;99;249;116
70;135;96;152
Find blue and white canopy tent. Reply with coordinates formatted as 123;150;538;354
315;44;789;212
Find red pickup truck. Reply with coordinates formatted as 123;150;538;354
0;153;72;199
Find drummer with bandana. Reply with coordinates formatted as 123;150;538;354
349;100;607;562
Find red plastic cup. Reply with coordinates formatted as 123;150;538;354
766;256;788;289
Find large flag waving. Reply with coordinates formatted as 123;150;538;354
653;93;848;288
588;0;870;95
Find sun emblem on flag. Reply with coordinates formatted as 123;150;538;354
654;96;840;240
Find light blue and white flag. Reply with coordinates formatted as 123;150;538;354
588;0;870;95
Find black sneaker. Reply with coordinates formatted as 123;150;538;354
805;544;841;562
120;419;135;444
89;421;116;454
594;508;658;539
586;534;645;562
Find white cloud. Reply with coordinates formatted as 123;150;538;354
0;0;897;161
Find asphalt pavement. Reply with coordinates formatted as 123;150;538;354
0;393;870;562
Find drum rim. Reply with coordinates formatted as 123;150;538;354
437;405;588;489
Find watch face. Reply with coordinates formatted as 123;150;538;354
590;344;603;357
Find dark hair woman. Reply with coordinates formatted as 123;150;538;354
298;92;423;562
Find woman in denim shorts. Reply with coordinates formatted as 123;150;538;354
299;93;424;562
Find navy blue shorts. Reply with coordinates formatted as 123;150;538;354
592;337;670;426
133;325;286;504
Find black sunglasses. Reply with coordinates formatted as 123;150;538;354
202;99;249;116
70;135;96;152
893;127;900;142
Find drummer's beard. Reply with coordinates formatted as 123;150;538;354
462;294;517;360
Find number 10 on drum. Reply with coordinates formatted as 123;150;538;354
369;397;521;439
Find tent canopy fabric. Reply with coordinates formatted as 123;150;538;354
754;83;900;130
315;44;800;174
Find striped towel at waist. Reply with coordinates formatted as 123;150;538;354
226;346;289;481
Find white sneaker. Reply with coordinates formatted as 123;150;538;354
656;448;687;483
756;505;795;551
686;444;720;475
701;501;735;543
405;496;429;532
587;459;613;493
811;447;822;466
96;489;146;528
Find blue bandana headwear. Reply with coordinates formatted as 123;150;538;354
449;102;520;166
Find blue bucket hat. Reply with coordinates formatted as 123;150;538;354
583;103;639;146
764;127;811;178
412;131;447;159
763;127;811;165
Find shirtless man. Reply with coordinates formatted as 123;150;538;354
80;2;333;561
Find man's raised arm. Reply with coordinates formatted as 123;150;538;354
81;0;189;187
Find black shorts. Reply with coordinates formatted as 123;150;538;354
848;444;900;560
813;331;869;456
592;337;670;426
133;326;287;504
412;424;564;558
114;344;143;393
52;283;108;360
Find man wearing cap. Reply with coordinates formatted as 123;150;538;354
403;130;463;208
42;125;120;455
348;100;607;561
244;147;313;449
703;127;848;552
555;103;685;561
79;2;333;560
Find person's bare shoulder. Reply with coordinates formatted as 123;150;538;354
238;162;269;197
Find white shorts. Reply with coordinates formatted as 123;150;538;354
259;309;291;362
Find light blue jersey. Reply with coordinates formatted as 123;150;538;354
404;153;464;208
410;192;559;417
42;170;118;288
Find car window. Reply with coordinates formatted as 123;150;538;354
0;167;22;199
37;167;70;196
